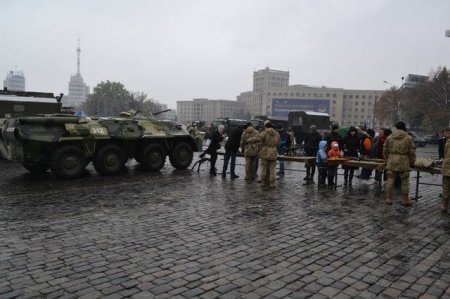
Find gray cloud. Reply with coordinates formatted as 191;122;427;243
1;0;449;108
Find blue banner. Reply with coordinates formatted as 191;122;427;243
271;99;330;118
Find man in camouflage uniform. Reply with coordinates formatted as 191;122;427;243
254;122;281;188
440;127;450;214
240;122;260;180
383;121;416;206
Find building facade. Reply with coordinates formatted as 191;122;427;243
3;70;25;91
64;42;90;108
177;98;245;124
237;67;384;127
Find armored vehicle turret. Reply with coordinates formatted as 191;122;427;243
0;111;197;178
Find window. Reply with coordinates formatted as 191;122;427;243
349;95;353;99
355;102;359;106
368;96;372;99
343;95;347;99
361;108;365;112
326;93;330;97
355;108;359;112
362;95;366;99
295;93;300;96
355;95;359;99
284;92;288;96
333;93;337;98
361;102;365;106
332;100;336;104
267;92;271;95
313;93;317;97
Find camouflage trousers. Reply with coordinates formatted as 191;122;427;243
442;176;450;201
260;159;276;187
386;170;409;197
245;155;258;180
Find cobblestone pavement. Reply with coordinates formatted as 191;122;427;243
1;147;450;298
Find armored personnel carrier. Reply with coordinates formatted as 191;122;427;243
0;111;197;178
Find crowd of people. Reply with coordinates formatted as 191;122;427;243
199;121;450;214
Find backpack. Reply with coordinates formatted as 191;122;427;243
363;137;372;152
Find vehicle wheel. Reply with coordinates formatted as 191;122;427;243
50;145;87;179
93;144;126;176
140;143;166;171
169;142;193;169
22;160;49;173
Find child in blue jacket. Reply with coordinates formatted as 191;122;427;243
316;140;328;186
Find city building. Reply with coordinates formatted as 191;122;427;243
3;70;25;91
64;41;90;108
177;98;245;124
403;74;429;89
237;67;384;127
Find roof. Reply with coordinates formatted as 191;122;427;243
303;111;330;116
0;94;57;104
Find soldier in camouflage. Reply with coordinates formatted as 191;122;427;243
240;122;260;180
383;121;416;206
252;122;281;188
440;127;450;214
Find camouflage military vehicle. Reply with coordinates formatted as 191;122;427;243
0;111;197;179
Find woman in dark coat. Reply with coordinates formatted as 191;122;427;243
342;126;359;186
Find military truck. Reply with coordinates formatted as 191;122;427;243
0;111;198;179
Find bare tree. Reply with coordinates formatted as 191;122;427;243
374;87;400;126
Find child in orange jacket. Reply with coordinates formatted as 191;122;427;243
327;141;342;187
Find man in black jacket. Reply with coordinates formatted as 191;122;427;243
303;125;322;183
222;125;245;179
200;125;225;176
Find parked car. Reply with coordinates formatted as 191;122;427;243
424;135;441;145
408;131;426;147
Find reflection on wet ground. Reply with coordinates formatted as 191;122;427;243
0;148;449;298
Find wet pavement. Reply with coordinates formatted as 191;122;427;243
0;146;450;299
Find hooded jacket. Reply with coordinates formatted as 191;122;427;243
240;126;260;157
328;141;342;158
257;127;281;160
383;129;416;171
316;140;328;168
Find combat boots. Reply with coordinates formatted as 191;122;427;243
441;198;449;212
401;194;414;207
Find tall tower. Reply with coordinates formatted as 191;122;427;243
65;39;90;108
77;37;81;75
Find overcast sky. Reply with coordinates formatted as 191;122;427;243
1;0;449;108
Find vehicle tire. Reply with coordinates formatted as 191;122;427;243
22;160;49;173
93;144;126;176
140;143;166;171
50;145;87;179
169;142;193;169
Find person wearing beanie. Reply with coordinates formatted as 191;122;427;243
383;121;416;206
303;125;322;184
342;126;360;186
